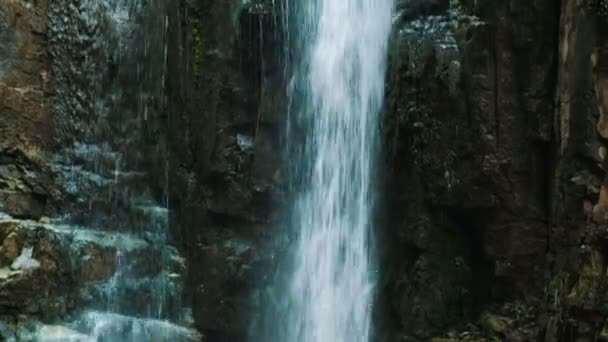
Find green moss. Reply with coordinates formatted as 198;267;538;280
192;16;206;84
186;3;219;176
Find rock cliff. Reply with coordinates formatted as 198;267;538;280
3;0;608;341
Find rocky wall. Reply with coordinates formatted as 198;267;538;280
544;0;608;340
381;0;559;340
6;0;608;341
0;0;60;220
164;0;285;339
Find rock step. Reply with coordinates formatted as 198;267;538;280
63;202;170;235
51;163;168;232
52;142;149;179
52;143;122;175
81;271;185;320
0;216;183;277
0;217;186;322
51;202;170;237
51;163;150;200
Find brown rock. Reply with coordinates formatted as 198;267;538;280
0;232;20;263
595;55;608;139
79;244;116;283
0;0;56;221
593;182;608;222
599;321;608;341
480;312;513;335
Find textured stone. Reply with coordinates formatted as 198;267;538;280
0;0;57;222
0;0;50;150
0;232;20;264
480;313;513;335
164;0;284;337
77;243;115;283
2;0;608;341
381;0;559;337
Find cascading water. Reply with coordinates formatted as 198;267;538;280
262;0;394;341
10;0;200;340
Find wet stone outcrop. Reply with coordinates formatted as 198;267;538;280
163;0;285;339
1;0;199;340
543;0;608;340
381;0;608;341
0;218;69;320
0;214;193;339
0;149;60;220
381;0;558;340
6;0;608;341
0;0;51;150
0;0;59;221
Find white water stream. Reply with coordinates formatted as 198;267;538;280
269;1;394;341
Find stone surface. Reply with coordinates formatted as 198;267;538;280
0;232;20;263
0;0;51;150
0;0;56;221
0;216;187;326
3;0;608;341
379;0;560;340
163;0;284;338
1;0;194;339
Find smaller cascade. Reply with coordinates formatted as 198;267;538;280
0;0;197;340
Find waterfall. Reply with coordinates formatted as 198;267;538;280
15;0;200;340
261;1;394;341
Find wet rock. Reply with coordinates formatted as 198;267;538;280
0;219;68;314
78;243;115;283
0;215;187;323
480;312;513;335
383;0;559;336
1;0;194;336
0;148;60;219
398;0;450;22
163;0;286;334
0;0;53;200
599;321;608;341
0;232;21;264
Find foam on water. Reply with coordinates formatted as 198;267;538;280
34;312;200;342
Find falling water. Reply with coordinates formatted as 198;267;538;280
263;1;394;341
26;0;198;340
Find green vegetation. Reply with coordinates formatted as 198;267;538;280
192;16;205;84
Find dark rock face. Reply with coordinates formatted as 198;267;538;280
382;0;559;335
0;0;51;149
163;0;285;339
0;0;198;339
397;0;450;22
3;0;608;341
0;148;60;219
381;0;608;341
0;0;58;221
545;1;608;340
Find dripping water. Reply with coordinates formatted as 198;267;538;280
34;0;198;339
